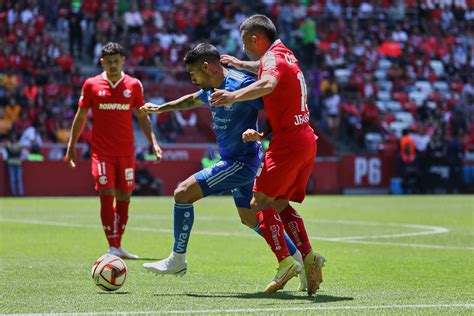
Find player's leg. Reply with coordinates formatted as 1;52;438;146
92;153;119;252
237;205;307;291
113;155;138;259
143;174;204;275
235;182;305;289
249;192;301;293
271;156;326;295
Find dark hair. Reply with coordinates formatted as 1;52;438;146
240;14;277;43
101;42;125;58
183;43;220;65
402;129;409;136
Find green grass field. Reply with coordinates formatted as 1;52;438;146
1;196;473;315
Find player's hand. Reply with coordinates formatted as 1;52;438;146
210;89;236;107
220;54;242;69
242;129;264;142
140;102;162;113
153;146;163;163
64;147;76;168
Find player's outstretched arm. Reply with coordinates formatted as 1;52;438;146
140;92;203;114
134;108;163;162
210;75;277;107
65;107;89;168
220;55;259;75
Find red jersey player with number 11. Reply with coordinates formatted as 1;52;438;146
65;42;162;259
211;15;326;296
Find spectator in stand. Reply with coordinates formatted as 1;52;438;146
398;129;419;194
5;131;25;196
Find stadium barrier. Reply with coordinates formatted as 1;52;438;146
0;145;403;196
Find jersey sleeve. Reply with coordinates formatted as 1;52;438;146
78;79;93;109
240;77;264;110
197;89;209;105
260;51;282;82
133;79;145;109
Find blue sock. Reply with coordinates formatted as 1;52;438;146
252;223;297;256
172;203;194;254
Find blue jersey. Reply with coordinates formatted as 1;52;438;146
197;69;263;161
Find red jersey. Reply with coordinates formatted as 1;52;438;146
258;39;316;142
79;72;144;156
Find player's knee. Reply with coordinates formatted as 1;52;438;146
173;184;192;203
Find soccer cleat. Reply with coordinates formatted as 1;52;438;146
143;252;187;276
304;252;326;296
107;246;139;260
264;256;302;293
292;251;307;291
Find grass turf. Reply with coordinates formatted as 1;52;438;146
0;196;473;315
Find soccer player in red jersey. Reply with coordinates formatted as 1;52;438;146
211;15;325;295
65;42;162;259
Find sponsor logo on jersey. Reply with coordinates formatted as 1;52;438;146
98;103;130;110
123;89;131;98
98;90;106;96
124;168;134;180
284;52;297;65
99;175;108;185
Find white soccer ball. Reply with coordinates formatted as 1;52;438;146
91;254;127;291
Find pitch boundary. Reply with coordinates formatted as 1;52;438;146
1;218;472;251
5;303;474;315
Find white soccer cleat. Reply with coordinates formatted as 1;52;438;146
292;251;307;291
107;246;139;260
143;252;187;276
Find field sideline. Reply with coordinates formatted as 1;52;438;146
0;196;473;315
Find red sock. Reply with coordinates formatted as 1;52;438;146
100;195;119;248
279;205;313;258
115;200;130;246
257;208;290;262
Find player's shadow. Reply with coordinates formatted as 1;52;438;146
156;291;353;303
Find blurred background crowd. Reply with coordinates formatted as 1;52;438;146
1;0;473;194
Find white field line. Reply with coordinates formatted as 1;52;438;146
5;303;474;315
1;218;472;251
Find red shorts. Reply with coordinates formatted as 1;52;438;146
253;133;317;203
91;153;135;192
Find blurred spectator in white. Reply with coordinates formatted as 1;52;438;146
326;0;342;19
323;90;341;139
124;4;144;34
20;121;43;148
392;25;408;43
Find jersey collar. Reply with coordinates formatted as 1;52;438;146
265;39;281;55
102;71;125;88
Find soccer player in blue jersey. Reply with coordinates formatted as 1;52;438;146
140;43;306;291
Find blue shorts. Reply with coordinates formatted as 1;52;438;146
194;156;261;209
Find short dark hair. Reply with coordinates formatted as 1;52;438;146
240;14;277;43
183;43;220;65
101;42;125;58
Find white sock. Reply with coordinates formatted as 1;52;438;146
172;251;186;263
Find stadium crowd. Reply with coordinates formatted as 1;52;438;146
0;0;473;192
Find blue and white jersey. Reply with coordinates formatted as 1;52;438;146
197;69;263;162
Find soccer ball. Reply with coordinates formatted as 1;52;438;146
91;254;127;291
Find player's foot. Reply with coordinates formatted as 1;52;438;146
107;246;139;260
292;251;307;291
143;252;187;276
304;251;326;296
264;256;301;293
